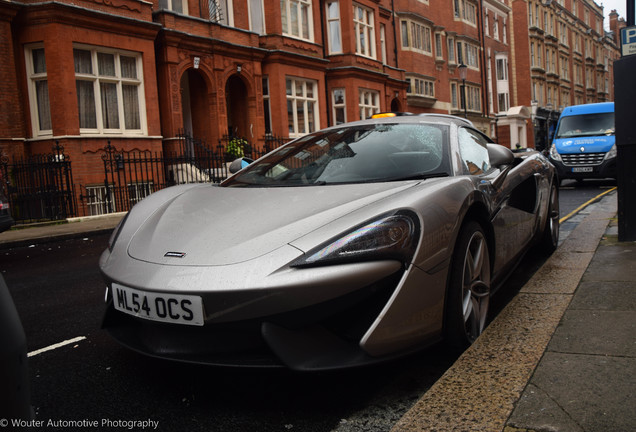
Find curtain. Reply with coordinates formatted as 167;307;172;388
35;81;52;131
74;49;92;74
98;53;115;76
249;0;264;34
120;56;137;79
76;81;97;129
100;82;119;129
123;85;140;130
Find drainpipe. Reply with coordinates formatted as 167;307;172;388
319;1;331;126
391;0;399;69
477;0;490;120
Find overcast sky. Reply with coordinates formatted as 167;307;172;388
601;0;628;29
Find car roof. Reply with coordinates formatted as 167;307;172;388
339;113;475;128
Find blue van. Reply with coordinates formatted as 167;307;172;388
548;102;616;183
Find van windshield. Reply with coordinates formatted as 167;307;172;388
555;112;615;138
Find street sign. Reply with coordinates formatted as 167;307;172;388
621;26;636;56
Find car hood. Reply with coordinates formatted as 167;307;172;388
127;182;417;266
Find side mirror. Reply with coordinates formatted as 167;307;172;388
487;144;514;168
228;157;254;174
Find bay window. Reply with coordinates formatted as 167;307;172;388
281;0;313;41
400;19;432;55
286;77;318;137
354;3;375;58
359;89;380;120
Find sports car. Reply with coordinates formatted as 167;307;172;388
100;114;559;371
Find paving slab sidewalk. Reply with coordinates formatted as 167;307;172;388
393;193;633;432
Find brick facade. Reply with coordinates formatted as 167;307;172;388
0;0;620;217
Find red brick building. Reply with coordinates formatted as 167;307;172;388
0;0;620;220
509;0;620;150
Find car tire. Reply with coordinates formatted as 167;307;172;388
539;181;559;254
444;221;491;351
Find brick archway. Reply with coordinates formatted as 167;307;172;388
225;74;249;138
180;68;211;145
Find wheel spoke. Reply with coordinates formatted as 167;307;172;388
461;232;491;342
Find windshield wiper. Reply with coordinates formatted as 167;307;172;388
381;172;450;182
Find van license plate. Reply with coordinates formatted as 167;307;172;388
572;167;593;173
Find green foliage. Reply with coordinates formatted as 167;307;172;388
226;138;247;159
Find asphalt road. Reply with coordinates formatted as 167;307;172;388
0;180;615;432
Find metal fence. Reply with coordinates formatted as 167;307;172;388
1;143;76;224
3;134;294;223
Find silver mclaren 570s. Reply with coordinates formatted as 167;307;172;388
100;113;559;371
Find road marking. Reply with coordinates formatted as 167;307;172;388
560;187;617;224
27;336;87;358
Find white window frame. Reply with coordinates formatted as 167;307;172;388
286;77;319;138
458;41;479;69
326;1;342;54
464;85;482;112
498;93;510;113
380;24;387;64
447;36;456;64
25;45;52;137
159;0;189;14
460;0;477;25
435;33;444;60
332;88;346;125
128;181;154;206
495;54;509;113
400;19;432;56
407;77;435;97
560;55;569;78
73;45;147;136
484;11;490;36
248;0;265;34
281;0;314;42
353;3;376;59
451;82;458;109
561;90;569;107
208;0;234;25
531;42;536;67
359;88;380;120
84;185;115;216
493;17;499;41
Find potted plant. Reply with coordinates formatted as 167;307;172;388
226;137;247;161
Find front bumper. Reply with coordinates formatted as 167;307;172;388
103;271;405;371
550;156;616;181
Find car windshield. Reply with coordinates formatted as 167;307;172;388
222;123;451;187
555;112;615;138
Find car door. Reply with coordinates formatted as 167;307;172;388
457;127;538;277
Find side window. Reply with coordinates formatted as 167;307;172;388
458;127;490;175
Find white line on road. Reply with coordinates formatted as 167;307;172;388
27;336;87;358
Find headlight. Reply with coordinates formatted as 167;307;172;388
108;213;129;251
549;144;562;162
604;144;617;161
291;211;420;268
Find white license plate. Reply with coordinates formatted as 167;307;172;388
572;167;593;173
112;283;204;326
